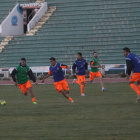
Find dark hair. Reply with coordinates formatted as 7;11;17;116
123;47;130;52
49;57;56;61
93;51;97;54
21;58;26;61
77;52;82;56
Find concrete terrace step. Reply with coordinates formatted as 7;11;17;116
26;6;56;36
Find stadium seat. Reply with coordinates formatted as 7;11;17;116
0;0;140;67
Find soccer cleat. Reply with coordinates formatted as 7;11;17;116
24;92;28;96
81;93;86;96
102;88;106;92
72;79;76;85
136;98;140;103
71;100;74;103
33;102;37;104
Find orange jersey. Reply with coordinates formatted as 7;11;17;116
18;80;32;94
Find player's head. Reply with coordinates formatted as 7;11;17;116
49;57;56;66
123;47;130;57
93;51;98;58
20;58;26;66
77;52;82;60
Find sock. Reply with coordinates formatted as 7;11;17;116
32;97;36;102
130;83;140;96
68;97;73;102
137;84;140;96
81;85;84;94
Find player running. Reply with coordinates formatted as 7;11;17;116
11;58;38;104
123;47;140;103
42;57;74;103
72;52;88;96
88;52;105;92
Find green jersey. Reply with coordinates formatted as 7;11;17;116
16;65;30;84
90;58;99;72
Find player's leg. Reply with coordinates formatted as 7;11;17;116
129;73;140;103
136;73;140;93
136;74;140;102
18;84;28;96
136;81;140;102
80;75;86;96
97;71;105;92
99;77;105;91
129;81;139;93
26;81;37;104
28;87;37;104
74;76;81;85
73;76;84;95
80;83;85;96
62;79;70;95
61;89;74;103
77;76;84;95
62;79;74;102
86;72;94;83
129;73;140;98
55;81;74;103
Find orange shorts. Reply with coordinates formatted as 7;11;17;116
90;71;102;81
130;73;140;82
54;79;69;93
18;80;32;94
76;75;86;84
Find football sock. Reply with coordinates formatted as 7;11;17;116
130;83;140;95
68;97;73;102
137;84;140;96
81;85;84;94
32;97;36;102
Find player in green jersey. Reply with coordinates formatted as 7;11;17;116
88;52;105;92
11;58;38;104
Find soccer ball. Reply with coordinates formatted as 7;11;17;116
0;100;6;106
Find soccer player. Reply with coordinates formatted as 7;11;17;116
42;57;74;103
72;52;88;96
11;58;38;104
123;47;140;103
88;52;105;92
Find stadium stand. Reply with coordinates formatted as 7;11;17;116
0;0;140;67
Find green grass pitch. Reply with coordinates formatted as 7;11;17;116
0;83;140;140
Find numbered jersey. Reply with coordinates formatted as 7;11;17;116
126;53;140;73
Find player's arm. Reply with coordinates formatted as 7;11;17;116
72;63;77;74
42;70;52;83
27;69;38;85
85;62;88;70
90;61;98;68
11;68;18;86
61;64;71;73
98;62;104;69
61;64;68;69
85;62;88;73
126;59;133;76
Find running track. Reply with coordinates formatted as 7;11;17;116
0;78;129;85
